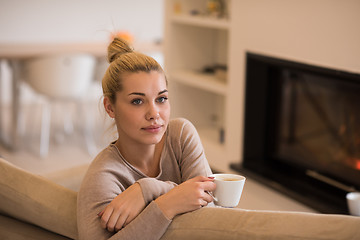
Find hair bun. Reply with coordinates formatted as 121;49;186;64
107;37;134;63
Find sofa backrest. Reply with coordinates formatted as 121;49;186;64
0;158;78;239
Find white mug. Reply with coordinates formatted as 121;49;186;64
210;173;246;208
346;192;360;216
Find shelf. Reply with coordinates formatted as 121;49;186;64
165;0;237;173
170;69;227;95
171;14;230;30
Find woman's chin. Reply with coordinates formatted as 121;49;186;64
138;134;163;145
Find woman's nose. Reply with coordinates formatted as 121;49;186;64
146;104;160;120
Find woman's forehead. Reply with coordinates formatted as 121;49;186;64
121;71;167;93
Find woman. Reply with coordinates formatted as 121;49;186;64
77;38;216;240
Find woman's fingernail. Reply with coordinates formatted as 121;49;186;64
208;176;215;179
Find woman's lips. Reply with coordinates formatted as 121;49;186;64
142;125;162;133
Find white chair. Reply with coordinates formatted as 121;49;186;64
24;54;97;157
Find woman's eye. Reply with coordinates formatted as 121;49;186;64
131;99;143;105
157;96;168;103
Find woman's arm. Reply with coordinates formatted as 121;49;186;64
78;167;172;240
98;182;145;232
136;178;177;204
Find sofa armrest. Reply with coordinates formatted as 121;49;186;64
161;206;360;240
0;158;77;239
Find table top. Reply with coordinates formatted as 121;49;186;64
0;41;162;59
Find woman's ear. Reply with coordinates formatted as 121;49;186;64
104;97;115;118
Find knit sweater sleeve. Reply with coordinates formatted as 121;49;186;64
108;201;171;240
136;178;177;204
77;158;171;240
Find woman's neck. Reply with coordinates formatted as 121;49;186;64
115;136;165;177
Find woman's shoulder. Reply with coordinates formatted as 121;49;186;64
91;144;118;165
168;118;197;141
168;118;195;130
83;144;120;177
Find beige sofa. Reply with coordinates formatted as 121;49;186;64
1;157;359;240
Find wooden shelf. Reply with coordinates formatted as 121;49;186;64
171;14;230;30
165;0;238;171
170;69;227;95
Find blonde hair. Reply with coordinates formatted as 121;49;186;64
102;37;166;104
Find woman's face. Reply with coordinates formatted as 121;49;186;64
105;71;170;146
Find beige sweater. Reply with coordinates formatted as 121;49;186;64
77;118;213;240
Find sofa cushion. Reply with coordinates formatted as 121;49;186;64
0;158;78;239
0;214;72;240
161;206;360;240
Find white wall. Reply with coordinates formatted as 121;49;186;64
233;0;360;73
0;0;164;43
227;0;360;166
0;0;164;104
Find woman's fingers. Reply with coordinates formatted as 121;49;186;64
190;175;215;183
99;206;130;232
106;210;121;232
186;176;217;204
100;208;113;229
202;180;216;191
100;207;129;232
201;199;209;207
114;213;129;232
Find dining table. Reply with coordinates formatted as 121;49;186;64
0;41;162;152
0;42;108;151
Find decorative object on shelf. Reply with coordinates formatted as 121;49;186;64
174;1;182;14
214;65;227;82
206;0;226;18
190;9;201;16
219;127;225;144
202;64;228;82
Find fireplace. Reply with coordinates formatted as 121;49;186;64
231;52;360;214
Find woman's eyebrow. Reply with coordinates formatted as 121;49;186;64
159;89;168;95
128;92;145;96
128;90;168;96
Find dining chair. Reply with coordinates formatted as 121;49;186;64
24;54;97;157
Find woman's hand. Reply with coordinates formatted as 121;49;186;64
98;182;145;232
154;176;216;220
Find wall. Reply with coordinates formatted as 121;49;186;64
227;0;360;167
0;0;163;43
0;0;164;103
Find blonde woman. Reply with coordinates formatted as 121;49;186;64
77;38;216;240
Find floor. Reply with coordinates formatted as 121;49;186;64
0;83;317;213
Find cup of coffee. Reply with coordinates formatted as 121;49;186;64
346;192;360;216
210;173;246;208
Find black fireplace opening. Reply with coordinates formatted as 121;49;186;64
231;52;360;214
